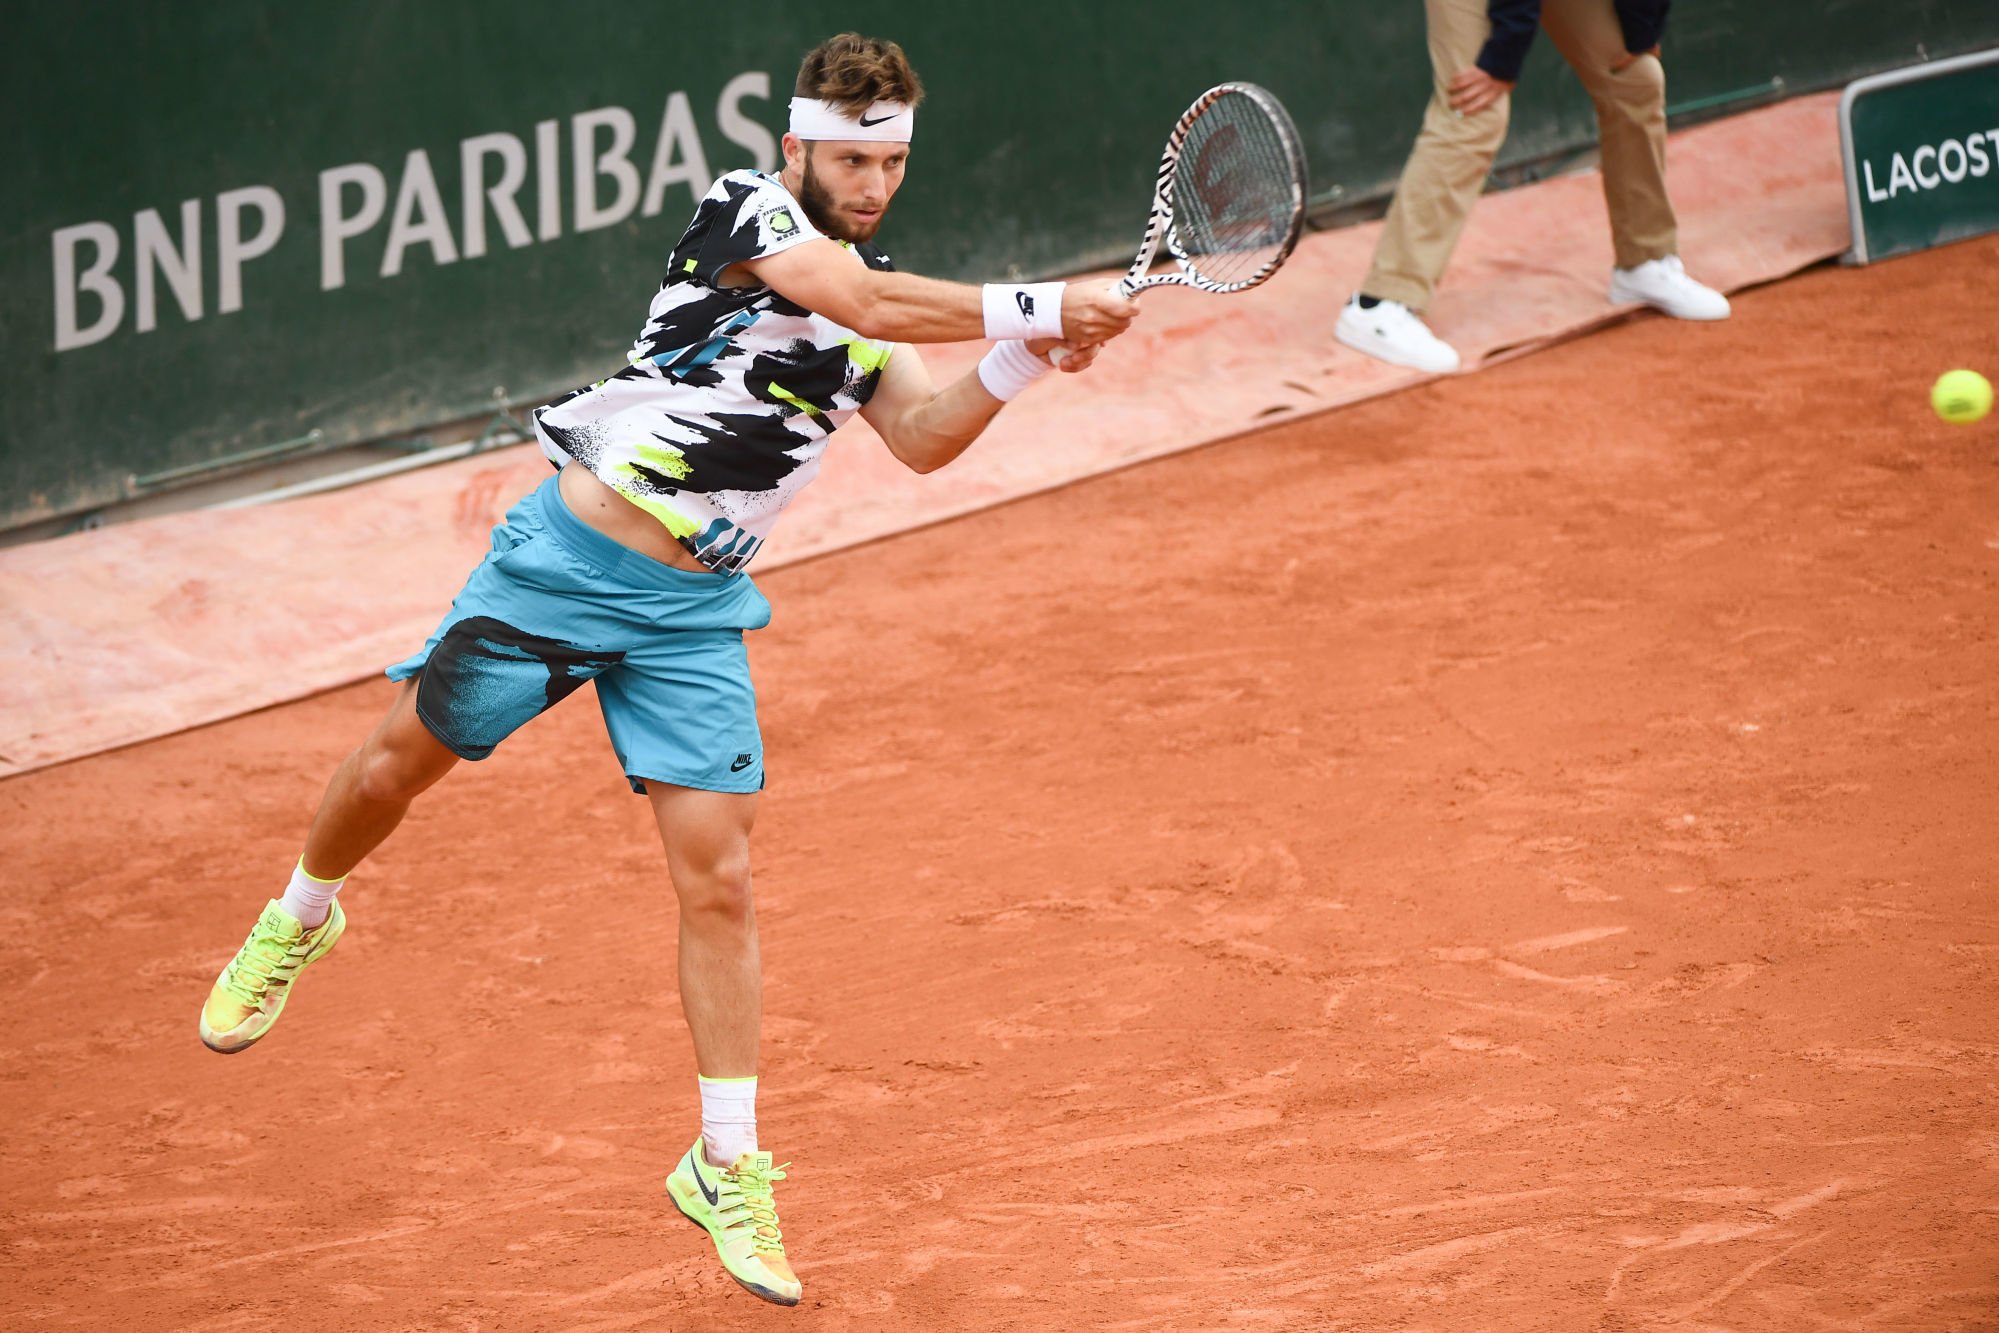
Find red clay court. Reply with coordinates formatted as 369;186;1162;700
4;240;1998;1328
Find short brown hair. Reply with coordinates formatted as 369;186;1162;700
794;33;924;116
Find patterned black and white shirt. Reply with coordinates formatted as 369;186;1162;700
533;170;897;573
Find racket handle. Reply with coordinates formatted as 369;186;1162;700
1048;276;1139;366
1048;341;1104;367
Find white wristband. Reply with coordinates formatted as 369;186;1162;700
977;340;1054;403
982;281;1066;341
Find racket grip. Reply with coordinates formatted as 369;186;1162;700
1048;342;1103;367
1049;275;1138;365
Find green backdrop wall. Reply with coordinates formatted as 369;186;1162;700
6;2;1995;528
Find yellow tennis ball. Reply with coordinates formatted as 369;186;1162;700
1932;369;1992;425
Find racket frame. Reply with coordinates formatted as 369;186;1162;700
1114;80;1308;297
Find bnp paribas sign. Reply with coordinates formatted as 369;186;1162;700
1840;48;1999;264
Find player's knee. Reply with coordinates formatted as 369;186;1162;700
676;852;755;924
352;733;450;804
351;744;414;804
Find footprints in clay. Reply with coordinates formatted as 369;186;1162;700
1425;921;1635;997
1512;925;1630;954
1603;1178;1860;1308
582;1031;649;1086
945;896;1094;929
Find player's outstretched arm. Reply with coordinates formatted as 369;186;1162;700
742;240;1138;348
860;339;1104;475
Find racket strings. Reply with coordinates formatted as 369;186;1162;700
1166;92;1301;290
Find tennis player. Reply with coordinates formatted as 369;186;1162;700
196;32;1136;1306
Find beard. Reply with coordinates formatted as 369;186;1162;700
797;150;887;244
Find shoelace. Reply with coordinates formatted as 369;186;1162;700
723;1161;791;1254
221;923;308;1007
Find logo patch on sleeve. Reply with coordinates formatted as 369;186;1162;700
764;206;799;237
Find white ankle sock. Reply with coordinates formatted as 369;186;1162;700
278;860;344;929
699;1075;758;1167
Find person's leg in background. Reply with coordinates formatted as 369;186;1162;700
1339;0;1511;372
1539;0;1730;319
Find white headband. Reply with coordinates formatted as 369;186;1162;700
788;97;915;143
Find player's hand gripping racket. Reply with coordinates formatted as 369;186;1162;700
1052;81;1307;364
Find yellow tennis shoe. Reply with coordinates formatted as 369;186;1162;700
666;1139;801;1306
198;899;345;1054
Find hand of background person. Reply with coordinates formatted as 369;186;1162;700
1448;67;1515;116
1610;44;1661;73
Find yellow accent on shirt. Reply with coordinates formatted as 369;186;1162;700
841;338;893;376
764;382;825;420
631;439;694;481
610;466;702;537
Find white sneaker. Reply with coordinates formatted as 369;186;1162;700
1608;255;1730;320
1335;295;1461;373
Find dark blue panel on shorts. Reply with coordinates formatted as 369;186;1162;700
413;615;626;760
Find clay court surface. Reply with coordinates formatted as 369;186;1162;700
4;240;1997;1330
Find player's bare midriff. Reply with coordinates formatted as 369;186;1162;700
557;463;719;575
550;263;774;576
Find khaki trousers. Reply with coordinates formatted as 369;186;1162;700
1362;0;1678;312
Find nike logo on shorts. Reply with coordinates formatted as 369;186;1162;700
731;753;755;773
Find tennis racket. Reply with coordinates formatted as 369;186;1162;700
1053;81;1307;362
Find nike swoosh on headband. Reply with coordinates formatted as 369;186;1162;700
858;110;898;127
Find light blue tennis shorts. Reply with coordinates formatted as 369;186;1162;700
386;472;772;794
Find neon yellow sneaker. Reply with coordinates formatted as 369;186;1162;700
198;899;345;1054
666;1140;801;1306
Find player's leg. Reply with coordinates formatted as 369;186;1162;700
301;677;461;882
197;679;463;1055
650;784;764;1120
1341;0;1507;371
1541;0;1728;317
596;621;769;1106
590;569;795;1304
650;783;798;1307
200;474;627;1054
201;673;459;1040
